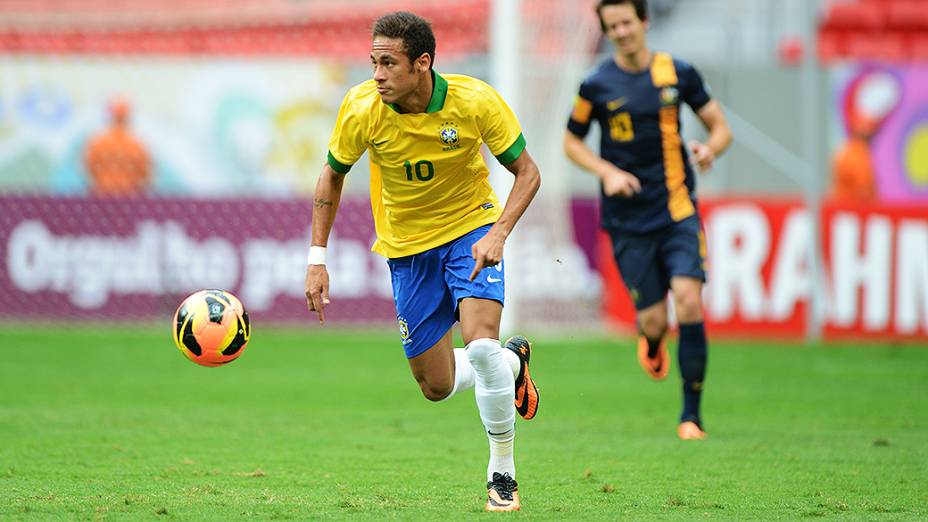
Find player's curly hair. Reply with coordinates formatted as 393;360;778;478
372;11;436;70
596;0;648;31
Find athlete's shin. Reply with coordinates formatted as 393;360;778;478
678;322;707;423
466;338;516;436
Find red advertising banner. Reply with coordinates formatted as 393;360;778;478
600;198;928;340
821;202;928;341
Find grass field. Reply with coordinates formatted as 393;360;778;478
1;325;926;520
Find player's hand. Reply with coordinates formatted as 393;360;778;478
688;140;715;172
304;264;330;325
602;168;641;198
469;229;505;281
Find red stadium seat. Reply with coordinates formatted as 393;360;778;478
910;34;928;60
817;30;846;63
844;31;906;61
886;0;928;30
822;1;886;31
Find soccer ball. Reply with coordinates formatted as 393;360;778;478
172;289;251;367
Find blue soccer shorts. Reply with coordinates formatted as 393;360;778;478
607;214;707;311
386;224;505;359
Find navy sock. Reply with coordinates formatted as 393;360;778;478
677;322;708;425
645;336;662;358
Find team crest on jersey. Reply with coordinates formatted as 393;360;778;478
660;87;679;106
398;316;411;344
438;121;460;151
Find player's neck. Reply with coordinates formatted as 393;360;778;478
614;47;652;73
394;71;434;114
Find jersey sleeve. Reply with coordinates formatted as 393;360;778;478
475;85;526;165
326;89;369;174
678;61;712;113
566;80;594;138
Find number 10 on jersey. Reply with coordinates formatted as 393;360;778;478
404;160;435;181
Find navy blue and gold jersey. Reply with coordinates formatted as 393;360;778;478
567;52;711;234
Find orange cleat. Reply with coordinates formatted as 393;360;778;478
504;336;539;420
485;472;521;512
677;420;707;440
637;336;669;381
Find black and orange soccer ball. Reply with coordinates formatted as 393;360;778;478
172;289;251;367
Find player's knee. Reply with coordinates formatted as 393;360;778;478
417;379;453;402
639;314;668;339
674;292;703;323
465;337;500;369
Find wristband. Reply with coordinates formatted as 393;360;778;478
307;245;327;265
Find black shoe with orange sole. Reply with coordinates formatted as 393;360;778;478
504;336;539;420
486;472;521;512
637;335;670;381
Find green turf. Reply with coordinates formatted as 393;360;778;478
0;326;925;520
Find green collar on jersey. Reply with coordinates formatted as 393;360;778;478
389;70;447;114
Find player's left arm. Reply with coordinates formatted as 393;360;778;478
469;150;541;281
688;100;732;173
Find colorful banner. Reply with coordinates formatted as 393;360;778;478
0;57;346;197
832;65;928;201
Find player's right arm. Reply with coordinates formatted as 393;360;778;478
563;131;640;197
563;88;640;198
305;84;370;324
304;163;346;325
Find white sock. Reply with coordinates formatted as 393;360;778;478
466;338;516;481
488;431;515;481
501;346;520;379
441;348;475;401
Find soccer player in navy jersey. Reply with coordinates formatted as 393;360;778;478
564;0;732;440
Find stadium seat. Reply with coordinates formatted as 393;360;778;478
886;0;928;30
911;34;928;60
844;32;906;61
822;1;886;31
817;31;845;63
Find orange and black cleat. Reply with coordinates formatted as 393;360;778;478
485;472;521;512
637;336;670;381
677;420;707;440
504;335;539;420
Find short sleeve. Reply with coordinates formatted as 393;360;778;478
326;89;370;174
678;61;712;113
566;80;594;138
475;85;526;165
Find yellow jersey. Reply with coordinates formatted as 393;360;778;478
326;71;526;258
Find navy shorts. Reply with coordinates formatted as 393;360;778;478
387;224;505;359
607;215;706;311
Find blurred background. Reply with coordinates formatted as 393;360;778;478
1;0;926;342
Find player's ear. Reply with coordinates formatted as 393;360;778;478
416;53;431;73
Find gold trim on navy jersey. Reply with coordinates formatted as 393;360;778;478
651;52;694;222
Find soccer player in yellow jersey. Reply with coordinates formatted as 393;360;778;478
304;11;541;512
